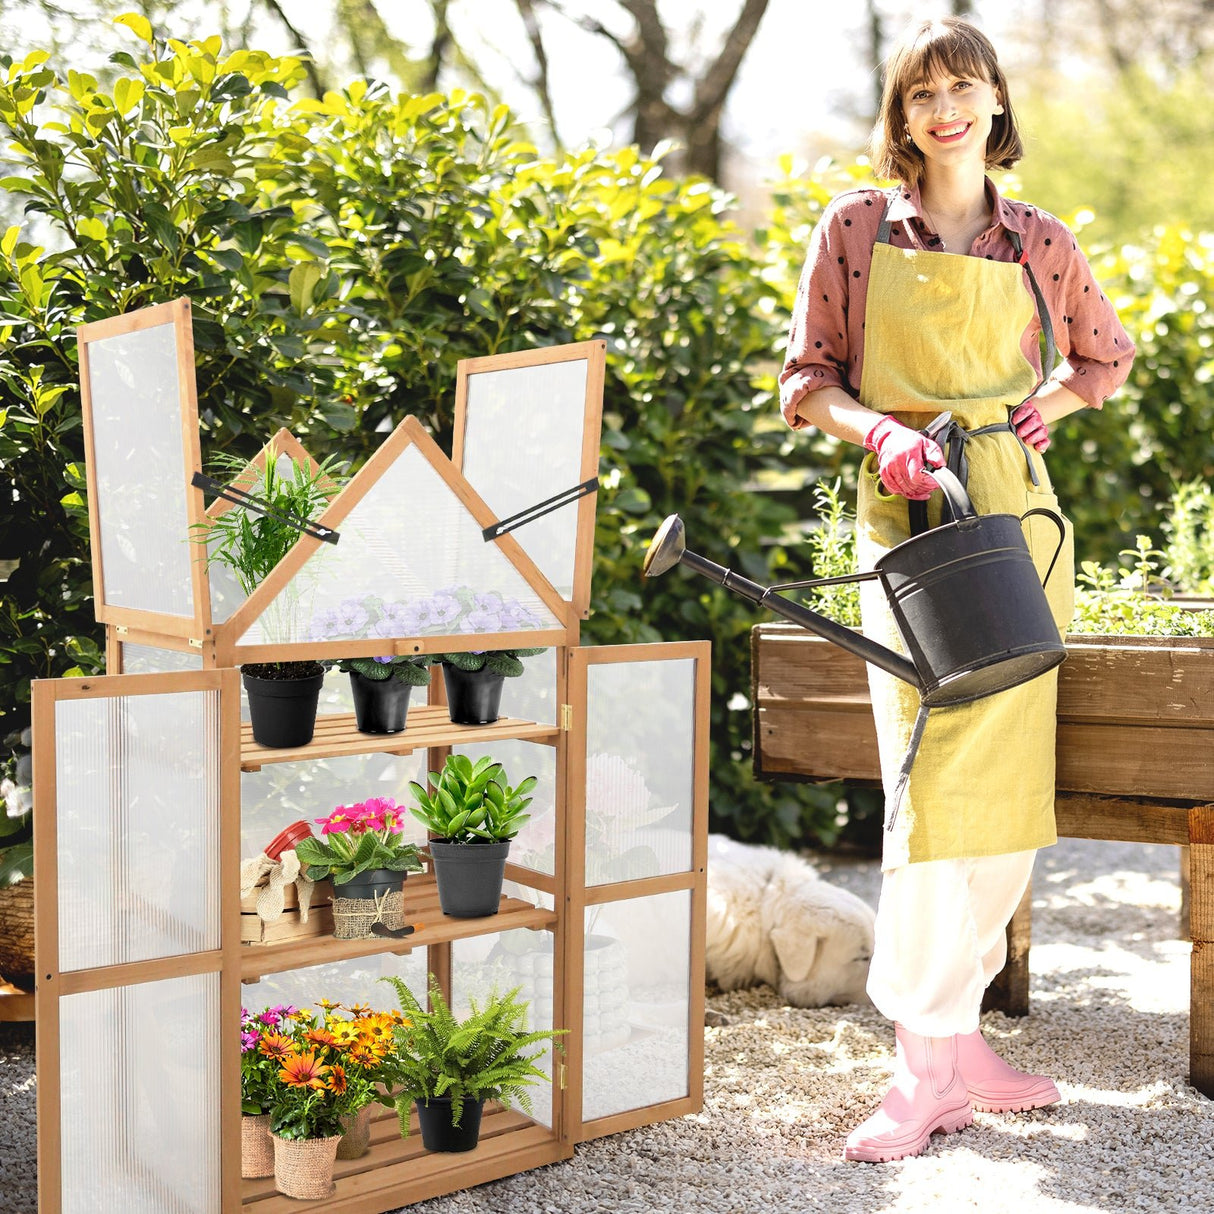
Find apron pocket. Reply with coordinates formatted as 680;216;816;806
1023;488;1075;632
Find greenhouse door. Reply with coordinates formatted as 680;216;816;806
565;642;710;1142
33;670;241;1213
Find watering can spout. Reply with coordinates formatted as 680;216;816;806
643;514;921;689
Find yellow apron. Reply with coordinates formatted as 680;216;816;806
856;235;1075;871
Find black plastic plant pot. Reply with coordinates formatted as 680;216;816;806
441;664;506;726
415;1097;484;1153
349;671;413;734
242;669;325;748
335;867;405;901
427;840;510;917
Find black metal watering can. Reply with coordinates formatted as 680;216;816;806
643;467;1067;708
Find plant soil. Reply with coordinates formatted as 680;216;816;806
242;661;325;681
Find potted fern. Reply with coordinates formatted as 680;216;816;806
430;648;546;725
378;974;561;1153
326;655;432;734
195;444;343;747
408;755;535;917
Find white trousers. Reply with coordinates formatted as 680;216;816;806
865;850;1036;1037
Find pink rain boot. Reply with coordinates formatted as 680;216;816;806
843;1025;973;1163
955;1029;1060;1113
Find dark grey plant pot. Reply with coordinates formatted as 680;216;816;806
349;671;413;734
441;664;506;725
428;840;510;917
415;1096;484;1152
336;867;406;901
242;669;324;748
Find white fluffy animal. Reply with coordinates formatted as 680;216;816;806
706;833;876;1007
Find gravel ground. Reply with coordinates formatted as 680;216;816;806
2;835;1201;1213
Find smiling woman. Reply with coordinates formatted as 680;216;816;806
777;15;1136;1166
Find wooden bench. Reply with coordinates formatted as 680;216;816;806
751;622;1214;1096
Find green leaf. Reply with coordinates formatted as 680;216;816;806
114;13;154;44
288;261;323;315
0;845;33;885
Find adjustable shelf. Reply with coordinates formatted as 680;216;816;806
240;1106;569;1211
240;873;558;980
240;707;561;771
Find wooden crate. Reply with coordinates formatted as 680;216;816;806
751;623;1214;799
241;879;334;945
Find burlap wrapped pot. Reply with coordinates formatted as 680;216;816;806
336;1104;373;1160
271;1132;341;1200
241;1114;274;1179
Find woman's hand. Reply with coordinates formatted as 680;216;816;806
864;416;945;500
1010;399;1050;452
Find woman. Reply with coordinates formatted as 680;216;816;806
780;17;1133;1163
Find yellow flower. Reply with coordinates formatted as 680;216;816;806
347;1002;372;1017
329;1020;362;1046
316;998;341;1011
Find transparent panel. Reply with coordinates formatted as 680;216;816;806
582;890;691;1122
245;950;429;1020
56;691;221;971
237;442;561;646
86;322;196;618
242;751;429;859
456;740;557;880
462;359;589;599
453;929;556;1128
585;659;696;885
59;973;220;1213
119;643;203;674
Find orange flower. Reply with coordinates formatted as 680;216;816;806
326;1063;348;1095
305;1027;339;1049
258;1032;294;1061
359;1014;395;1042
279;1050;329;1090
316;998;340;1011
347;1002;371;1017
347;1044;381;1069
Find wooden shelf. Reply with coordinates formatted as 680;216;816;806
240;872;557;980
242;1106;570;1212
241;707;561;770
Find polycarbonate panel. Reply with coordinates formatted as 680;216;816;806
582;891;691;1121
119;643;204;674
86;322;195;617
245;950;428;1020
585;659;696;885
242;751;429;859
462;359;589;599
237;442;561;645
454;739;557;878
59;973;220;1213
55;690;221;971
453;929;556;1128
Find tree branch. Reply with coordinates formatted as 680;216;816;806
258;0;328;96
689;0;770;120
513;0;562;148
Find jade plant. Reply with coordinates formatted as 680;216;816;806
408;755;535;843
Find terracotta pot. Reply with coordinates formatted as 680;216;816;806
241;1113;274;1179
336;1105;373;1160
271;1132;342;1200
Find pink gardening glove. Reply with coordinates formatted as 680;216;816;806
1011;399;1050;452
863;415;945;501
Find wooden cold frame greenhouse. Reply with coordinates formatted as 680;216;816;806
32;298;710;1212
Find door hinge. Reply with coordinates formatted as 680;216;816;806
188;638;204;649
560;704;573;731
114;625;128;637
558;1062;567;1090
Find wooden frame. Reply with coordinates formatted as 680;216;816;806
452;341;606;623
565;641;710;1143
33;669;242;1214
217;416;573;666
77;298;212;643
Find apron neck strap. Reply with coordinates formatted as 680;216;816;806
1008;228;1058;382
875;187;900;245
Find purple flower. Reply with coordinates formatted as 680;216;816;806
241;1030;260;1053
259;1010;281;1027
372;655;393;664
308;608;342;643
429;591;462;626
334;599;371;634
461;607;503;633
474;592;505;614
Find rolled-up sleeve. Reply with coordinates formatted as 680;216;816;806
779;200;855;429
1040;217;1135;408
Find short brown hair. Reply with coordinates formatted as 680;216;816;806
869;17;1023;186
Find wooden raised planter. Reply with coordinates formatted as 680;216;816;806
751;623;1214;800
751;621;1214;1096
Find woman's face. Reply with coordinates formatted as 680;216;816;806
902;68;1003;173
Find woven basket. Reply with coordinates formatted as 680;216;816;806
241;1114;274;1179
0;879;34;983
336;1105;372;1160
271;1132;341;1200
331;890;405;940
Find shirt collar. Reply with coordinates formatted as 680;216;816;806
885;177;1026;236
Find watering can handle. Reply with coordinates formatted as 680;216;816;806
1020;507;1067;589
924;466;978;522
